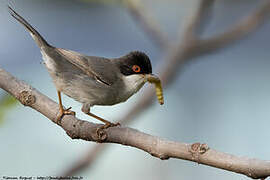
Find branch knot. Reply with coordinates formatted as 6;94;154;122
18;90;36;106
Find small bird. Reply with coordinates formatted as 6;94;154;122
9;6;164;129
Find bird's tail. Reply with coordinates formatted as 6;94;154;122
8;6;51;48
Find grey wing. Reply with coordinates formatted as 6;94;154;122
55;48;118;86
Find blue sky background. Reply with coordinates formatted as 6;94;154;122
0;0;270;179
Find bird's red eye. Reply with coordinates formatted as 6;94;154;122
132;65;141;73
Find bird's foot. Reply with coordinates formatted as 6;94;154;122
96;122;121;141
57;107;76;124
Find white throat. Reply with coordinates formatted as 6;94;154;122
122;74;146;97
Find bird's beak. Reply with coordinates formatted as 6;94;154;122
144;74;164;105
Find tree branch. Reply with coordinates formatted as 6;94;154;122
124;0;170;49
62;0;270;176
184;0;215;38
0;67;270;179
62;144;107;176
197;0;270;54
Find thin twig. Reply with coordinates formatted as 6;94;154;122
62;144;106;176
124;0;170;49
0;68;270;179
198;0;270;54
184;0;215;38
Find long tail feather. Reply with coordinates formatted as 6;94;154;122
8;6;51;48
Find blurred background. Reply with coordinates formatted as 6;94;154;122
1;0;270;179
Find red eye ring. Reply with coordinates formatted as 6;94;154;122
132;65;141;73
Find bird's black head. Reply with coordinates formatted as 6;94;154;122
117;51;152;76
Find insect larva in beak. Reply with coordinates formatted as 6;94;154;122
146;74;164;105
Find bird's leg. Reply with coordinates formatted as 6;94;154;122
85;111;120;129
56;91;75;123
81;104;120;131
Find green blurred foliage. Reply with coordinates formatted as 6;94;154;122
0;94;18;125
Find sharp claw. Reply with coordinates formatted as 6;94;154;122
64;109;76;116
115;122;121;126
56;108;76;124
56;114;62;123
95;122;120;141
64;107;75;115
107;122;121;128
96;122;120;132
